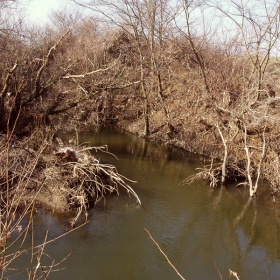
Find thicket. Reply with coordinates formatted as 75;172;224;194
1;1;280;198
2;0;280;198
1;0;280;276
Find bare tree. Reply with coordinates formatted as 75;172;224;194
74;0;177;135
205;0;280;101
178;0;211;94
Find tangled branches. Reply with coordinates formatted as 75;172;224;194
181;161;222;188
53;145;141;226
0;131;141;228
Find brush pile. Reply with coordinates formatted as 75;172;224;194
0;130;140;227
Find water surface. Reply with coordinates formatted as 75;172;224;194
7;126;280;279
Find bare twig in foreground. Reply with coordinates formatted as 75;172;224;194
213;261;223;280
229;269;240;280
144;228;186;280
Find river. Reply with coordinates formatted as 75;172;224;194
7;126;280;279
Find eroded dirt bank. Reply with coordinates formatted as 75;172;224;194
101;91;280;198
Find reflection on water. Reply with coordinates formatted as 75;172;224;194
6;126;280;279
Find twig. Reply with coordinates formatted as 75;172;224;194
229;269;240;280
144;228;186;280
31;222;88;251
213;261;223;280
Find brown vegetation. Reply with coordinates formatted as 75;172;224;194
2;0;280;198
1;0;280;198
1;0;280;275
0;127;140;276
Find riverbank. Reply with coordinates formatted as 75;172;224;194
110;94;280;196
0;130;140;226
46;83;280;201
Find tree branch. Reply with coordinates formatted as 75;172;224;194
0;62;18;101
62;67;111;79
253;130;268;195
244;125;254;196
32;30;70;100
216;123;228;184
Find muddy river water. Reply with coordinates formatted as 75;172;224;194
8;126;280;279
